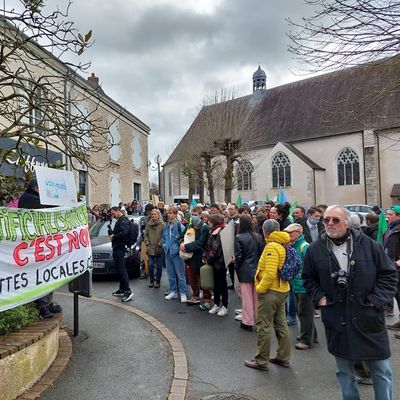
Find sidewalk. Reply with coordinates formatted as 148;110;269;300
40;294;173;400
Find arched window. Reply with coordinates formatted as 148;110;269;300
272;152;291;188
168;171;173;196
236;161;254;191
337;148;360;186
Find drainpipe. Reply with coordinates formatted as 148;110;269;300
64;72;71;171
375;131;383;206
313;169;317;205
361;132;367;204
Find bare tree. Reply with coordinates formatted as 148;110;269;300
0;0;114;179
287;0;400;72
287;1;400;134
200;89;264;203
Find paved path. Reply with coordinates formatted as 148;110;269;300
46;274;400;400
41;294;173;400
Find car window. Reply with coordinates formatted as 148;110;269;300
90;219;116;237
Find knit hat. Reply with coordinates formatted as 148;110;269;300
389;205;400;215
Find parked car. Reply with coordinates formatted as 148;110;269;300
344;204;383;225
89;215;144;279
344;204;375;215
248;200;267;211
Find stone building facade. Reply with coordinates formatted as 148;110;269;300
0;18;150;207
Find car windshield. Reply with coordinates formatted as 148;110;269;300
90;219;116;238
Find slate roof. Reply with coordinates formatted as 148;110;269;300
281;143;325;170
390;184;400;198
165;56;400;166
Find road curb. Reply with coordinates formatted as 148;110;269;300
56;292;189;400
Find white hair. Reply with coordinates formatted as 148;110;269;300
325;205;352;225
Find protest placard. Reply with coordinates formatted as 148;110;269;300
220;220;235;268
35;166;78;207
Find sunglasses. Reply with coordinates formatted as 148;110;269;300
322;217;342;224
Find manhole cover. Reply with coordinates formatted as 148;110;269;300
201;394;257;400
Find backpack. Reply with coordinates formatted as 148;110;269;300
125;220;139;247
278;245;302;282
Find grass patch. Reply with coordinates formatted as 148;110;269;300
0;304;39;336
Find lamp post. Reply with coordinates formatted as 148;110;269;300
155;154;162;200
148;155;162;199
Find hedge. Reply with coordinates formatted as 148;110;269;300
0;304;39;336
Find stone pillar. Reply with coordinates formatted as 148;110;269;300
363;130;381;205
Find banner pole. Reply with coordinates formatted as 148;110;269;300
73;291;79;337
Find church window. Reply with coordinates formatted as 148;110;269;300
236;161;254;191
337;148;360;186
168;171;173;196
272;152;291;188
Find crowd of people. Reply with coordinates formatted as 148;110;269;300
102;199;399;400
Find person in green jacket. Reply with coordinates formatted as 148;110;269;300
284;223;318;350
144;209;166;288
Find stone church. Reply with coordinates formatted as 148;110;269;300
162;58;400;208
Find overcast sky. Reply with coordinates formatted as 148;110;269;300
11;0;317;181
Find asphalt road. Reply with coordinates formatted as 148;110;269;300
48;274;400;400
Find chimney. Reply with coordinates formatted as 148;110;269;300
87;73;99;89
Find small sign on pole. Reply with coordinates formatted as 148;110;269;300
35;166;77;207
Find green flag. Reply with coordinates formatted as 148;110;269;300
377;212;388;245
236;193;243;208
265;193;270;202
289;201;298;216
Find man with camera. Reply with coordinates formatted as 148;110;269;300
303;205;397;400
109;206;134;302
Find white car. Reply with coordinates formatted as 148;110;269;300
344;204;378;225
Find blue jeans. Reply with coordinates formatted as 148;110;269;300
113;245;131;293
335;356;393;400
286;288;297;322
148;254;164;282
165;252;187;295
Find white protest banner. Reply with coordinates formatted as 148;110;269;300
35;166;77;207
0;204;91;312
220;220;235;268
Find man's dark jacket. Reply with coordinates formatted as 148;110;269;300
234;232;264;283
184;221;210;272
111;216;130;248
362;222;379;242
295;217;324;244
383;221;400;265
302;229;397;360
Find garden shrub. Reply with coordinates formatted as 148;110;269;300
0;303;39;336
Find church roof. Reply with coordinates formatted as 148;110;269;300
281;143;325;170
390;184;400;198
164;56;400;166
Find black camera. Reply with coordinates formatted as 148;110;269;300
107;223;113;236
331;269;349;290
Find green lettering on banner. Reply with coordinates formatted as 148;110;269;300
5;211;19;242
0;204;89;242
45;212;59;235
20;211;36;241
54;211;66;232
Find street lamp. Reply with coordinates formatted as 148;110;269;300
148;154;162;199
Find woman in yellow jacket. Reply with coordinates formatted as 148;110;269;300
245;219;291;371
